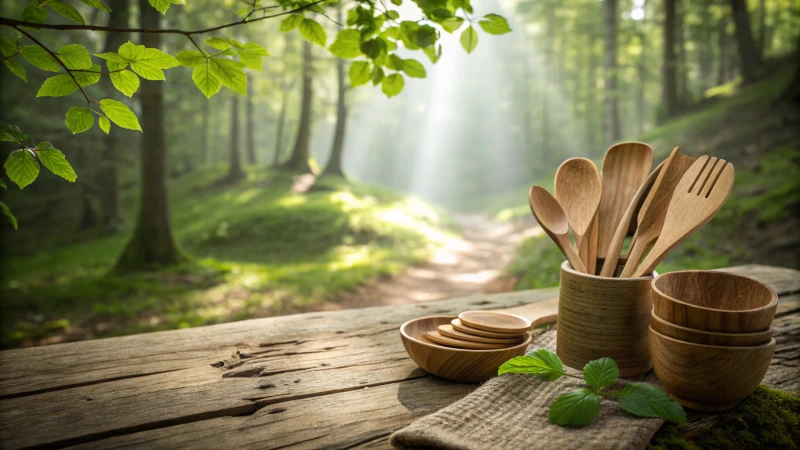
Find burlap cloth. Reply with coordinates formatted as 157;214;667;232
390;330;664;450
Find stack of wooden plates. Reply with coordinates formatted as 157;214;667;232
423;311;532;350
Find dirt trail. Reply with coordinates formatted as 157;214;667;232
321;214;542;310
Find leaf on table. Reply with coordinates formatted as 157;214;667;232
548;388;601;426
583;357;619;392
498;348;564;381
617;382;686;424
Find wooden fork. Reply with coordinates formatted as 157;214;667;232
631;156;735;278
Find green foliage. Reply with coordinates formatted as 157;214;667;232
58;44;92;70
78;0;111;13
109;66;140;97
329;29;362;58
149;0;185;14
381;73;404;98
65;107;94;134
299;18;327;47
478;14;512;35
500;349;684;427
209;58;247;95
4;150;39;189
0;201;17;230
460;26;478;53
34;142;78;182
3;59;26;81
349;61;371;86
99;98;141;131
48;0;85;24
20;45;60;72
99;116;111;134
402;58;426;78
191;64;221;98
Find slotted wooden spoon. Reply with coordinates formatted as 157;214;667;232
619;148;694;277
529;186;587;273
554;158;602;271
631;156;735;277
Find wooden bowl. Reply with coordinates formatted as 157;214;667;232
649;326;775;411
400;316;531;383
652;270;778;332
651;312;772;347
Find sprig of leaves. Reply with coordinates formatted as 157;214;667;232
499;350;686;427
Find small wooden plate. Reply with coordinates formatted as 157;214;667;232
424;331;512;349
458;311;532;334
451;318;525;339
437;324;524;344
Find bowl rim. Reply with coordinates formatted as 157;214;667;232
652;270;778;314
560;260;657;281
649;325;776;350
400;315;533;353
650;311;773;338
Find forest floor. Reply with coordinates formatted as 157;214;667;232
319;214;540;310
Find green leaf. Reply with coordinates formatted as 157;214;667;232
549;388;601;426
109;66;139;97
176;50;206;68
0;201;18;230
99;99;141;131
387;54;404;71
441;16;464;33
20;45;60;72
280;14;304;32
94;52;129;64
48;0;85;24
0;121;28;143
498;349;565;381
0;36;16;57
58;44;92;70
78;0;111;12
205;38;232;50
4;150;39;189
329;29;362;59
243;42;269;56
192;63;221;98
72;63;102;87
118;42;178;80
65;107;94;134
99;116;111;134
3;59;26;82
148;0;178;14
478;13;512;35
348;61;370;87
371;65;385;85
299;19;327;47
34;142;77;182
0;179;5;189
618;383;686;424
37;74;77;97
415;25;437;48
360;39;387;59
237;52;262;70
460;26;478;53
391;0;402;5
402;58;426;78
386;10;399;20
422;44;441;64
21;5;48;24
381;73;404;98
209;58;246;95
583;358;619;392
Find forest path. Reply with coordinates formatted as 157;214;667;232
319;214;542;310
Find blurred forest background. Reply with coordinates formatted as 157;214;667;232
0;0;798;348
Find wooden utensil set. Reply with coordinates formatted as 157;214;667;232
529;143;735;278
425;311;531;350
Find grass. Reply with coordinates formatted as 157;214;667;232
0;167;456;347
501;63;799;290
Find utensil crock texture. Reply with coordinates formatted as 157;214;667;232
650;312;772;346
652;270;778;332
557;260;655;377
400;316;532;383
649;326;775;411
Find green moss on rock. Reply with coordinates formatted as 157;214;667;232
648;386;800;450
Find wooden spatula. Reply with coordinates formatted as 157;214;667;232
631;156;735;277
619;148;694;277
554;158;602;271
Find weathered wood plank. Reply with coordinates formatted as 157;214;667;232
716;264;800;295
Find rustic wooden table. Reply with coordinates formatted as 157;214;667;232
1;264;798;449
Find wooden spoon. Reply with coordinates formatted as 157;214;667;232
619;148;694;277
458;311;532;334
528;186;587;273
595;143;654;268
598;161;665;277
437;324;524;344
632;156;735;277
554;158;602;271
424;331;512;349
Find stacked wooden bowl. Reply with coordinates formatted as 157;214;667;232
400;311;533;382
649;270;778;411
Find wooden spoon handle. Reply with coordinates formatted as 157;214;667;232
559;235;587;273
619;235;653;278
632;238;670;278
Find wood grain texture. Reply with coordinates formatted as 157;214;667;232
451;319;528;339
596;142;654;260
650;312;772;346
633;156;736;277
424;330;513;349
529;186;587;273
437;324;524;344
554;158;602;271
649;327;775;411
652;270;778;332
0;266;796;450
402;317;531;382
458;311;531;333
620;149;694;277
557;260;656;377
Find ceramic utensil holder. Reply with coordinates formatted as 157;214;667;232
557;260;656;377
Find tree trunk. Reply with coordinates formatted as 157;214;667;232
323;4;347;178
729;0;762;82
697;3;714;92
757;0;766;58
98;0;128;231
602;0;621;143
636;29;647;135
676;0;690;108
115;0;184;271
716;16;729;85
77;148;98;230
226;94;245;181
272;89;288;167
662;0;679;120
201;94;209;165
245;82;256;164
282;41;313;172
